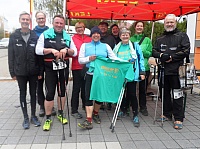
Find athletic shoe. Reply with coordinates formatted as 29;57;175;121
133;116;140;127
43;119;52;131
140;108;148;116
78;120;93;129
22;118;30;129
156;115;172;122
51;107;56;116
31;116;41;127
39;108;45;117
92;114;101;124
71;112;82;119
118;111;126;118
57;114;68;124
107;103;112;110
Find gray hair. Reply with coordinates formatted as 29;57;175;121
19;11;30;19
119;27;131;37
164;14;177;22
35;10;46;18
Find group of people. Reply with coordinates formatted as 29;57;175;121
8;11;190;132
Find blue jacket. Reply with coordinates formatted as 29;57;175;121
85;41;108;68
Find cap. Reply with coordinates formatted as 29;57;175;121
98;21;109;27
90;26;101;36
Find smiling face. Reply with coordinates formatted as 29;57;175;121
19;14;30;30
135;22;144;34
53;17;65;33
120;32;130;44
36;12;46;27
91;32;101;42
112;26;119;36
164;15;177;32
98;24;108;35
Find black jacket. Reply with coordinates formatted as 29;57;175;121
8;29;41;77
100;33;116;50
152;28;190;75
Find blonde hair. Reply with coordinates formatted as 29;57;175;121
75;22;85;29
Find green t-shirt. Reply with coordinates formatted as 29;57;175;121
115;44;132;61
89;56;134;103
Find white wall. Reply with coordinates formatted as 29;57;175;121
187;13;197;53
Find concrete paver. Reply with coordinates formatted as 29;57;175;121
0;80;200;149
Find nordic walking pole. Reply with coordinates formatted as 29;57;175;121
55;59;66;140
110;79;127;132
64;66;72;137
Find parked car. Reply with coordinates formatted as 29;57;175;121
0;38;9;48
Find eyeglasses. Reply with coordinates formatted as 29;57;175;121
37;18;45;20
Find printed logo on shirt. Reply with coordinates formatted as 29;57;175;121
49;40;56;43
169;47;177;51
30;44;35;47
16;44;22;46
61;39;66;44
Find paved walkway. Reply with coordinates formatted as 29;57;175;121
0;80;200;149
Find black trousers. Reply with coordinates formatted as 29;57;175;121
16;75;38;118
121;81;138;116
45;68;69;101
162;75;184;122
85;74;102;106
138;70;150;110
37;76;45;109
71;69;85;113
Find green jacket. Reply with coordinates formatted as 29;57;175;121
130;34;152;71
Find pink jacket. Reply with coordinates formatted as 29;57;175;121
71;34;91;70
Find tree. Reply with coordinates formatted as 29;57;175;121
33;0;63;23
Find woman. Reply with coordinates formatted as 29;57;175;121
113;27;145;127
78;26;119;129
71;22;91;119
130;21;152;116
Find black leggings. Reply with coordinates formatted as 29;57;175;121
16;75;38;118
85;74;102;106
45;68;69;101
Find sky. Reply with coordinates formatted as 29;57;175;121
0;0;30;31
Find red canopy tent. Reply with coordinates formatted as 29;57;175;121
66;0;200;21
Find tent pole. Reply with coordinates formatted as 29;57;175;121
150;21;155;41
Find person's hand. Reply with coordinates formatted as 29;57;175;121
38;76;42;80
140;75;145;80
12;76;16;80
166;56;172;63
160;53;171;62
89;55;96;61
60;48;67;59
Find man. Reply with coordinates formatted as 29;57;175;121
33;11;56;117
110;24;121;44
152;14;190;130
8;12;41;129
36;14;77;131
98;21;116;49
98;21;116;110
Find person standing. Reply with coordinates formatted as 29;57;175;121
71;22;91;119
33;11;57;117
113;27;145;127
111;24;121;44
98;21;116;110
78;26;119;129
152;14;190;129
8;12;41;129
130;21;152;116
36;14;77;131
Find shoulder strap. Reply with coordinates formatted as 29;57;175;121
138;35;146;45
